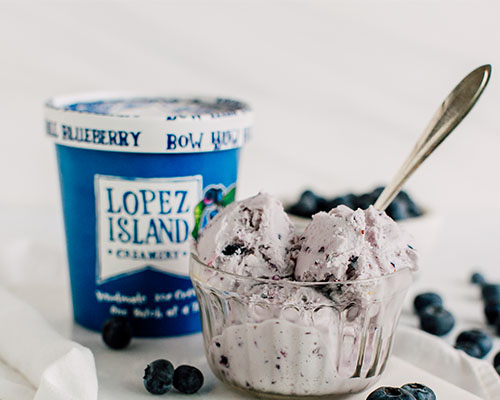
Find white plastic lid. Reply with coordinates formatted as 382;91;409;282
45;93;253;153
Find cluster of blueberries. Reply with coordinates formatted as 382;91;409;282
364;271;500;399
414;292;455;336
101;316;204;395
367;383;435;399
474;272;500;335
286;187;423;221
471;272;500;374
413;271;500;374
143;359;203;395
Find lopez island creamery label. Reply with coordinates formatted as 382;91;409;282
45;94;252;337
96;175;202;281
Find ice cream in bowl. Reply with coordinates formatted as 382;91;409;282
189;193;416;397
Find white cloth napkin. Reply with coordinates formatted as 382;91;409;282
393;326;500;400
0;286;98;400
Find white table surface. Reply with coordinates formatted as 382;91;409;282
1;207;499;399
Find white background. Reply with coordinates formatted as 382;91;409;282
1;0;500;214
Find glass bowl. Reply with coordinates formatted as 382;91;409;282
190;254;413;398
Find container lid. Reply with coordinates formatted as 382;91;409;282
45;93;253;153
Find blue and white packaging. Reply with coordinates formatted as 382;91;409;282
45;94;252;337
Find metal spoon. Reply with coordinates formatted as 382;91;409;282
373;64;491;211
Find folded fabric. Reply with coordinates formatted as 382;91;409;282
0;286;98;400
0;358;36;400
393;326;500;400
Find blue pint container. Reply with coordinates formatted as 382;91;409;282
45;94;252;337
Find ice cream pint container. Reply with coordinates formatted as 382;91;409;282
45;94;252;337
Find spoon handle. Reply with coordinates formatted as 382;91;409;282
374;64;492;211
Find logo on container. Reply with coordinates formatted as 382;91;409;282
95;175;202;282
191;184;236;240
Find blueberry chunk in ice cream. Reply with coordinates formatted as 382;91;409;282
294;205;418;282
196;193;296;278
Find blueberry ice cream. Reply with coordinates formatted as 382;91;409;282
294;205;418;282
191;193;416;396
196;193;296;278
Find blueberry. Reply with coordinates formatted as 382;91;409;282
496;365;500;376
419;305;455;336
287;190;322;217
397;190;423;218
354;193;373;210
495;317;500;336
413;292;443;315
327;193;356;210
484;302;500;324
173;365;204;394
366;386;416;399
493;351;500;369
143;359;175;395
454;342;483;358
314;194;329;212
455;329;492;358
370;186;385;199
386;197;409;221
481;284;500;303
401;383;436;400
381;190;422;221
222;243;244;256
471;272;486;285
101;316;132;350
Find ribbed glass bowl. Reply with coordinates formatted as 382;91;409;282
190;254;413;398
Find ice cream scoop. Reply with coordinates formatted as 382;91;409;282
294;205;417;282
196;193;296;278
